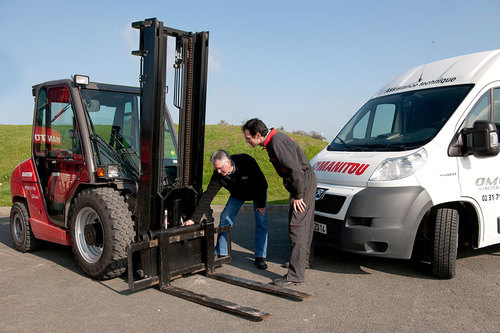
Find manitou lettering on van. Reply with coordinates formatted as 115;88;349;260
312;161;370;175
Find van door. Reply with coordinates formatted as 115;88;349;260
457;88;500;247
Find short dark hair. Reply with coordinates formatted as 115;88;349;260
242;118;269;137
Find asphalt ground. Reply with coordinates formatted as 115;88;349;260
0;206;499;332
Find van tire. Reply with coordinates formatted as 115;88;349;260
70;188;134;280
432;208;459;279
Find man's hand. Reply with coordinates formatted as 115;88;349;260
291;198;306;213
182;219;195;226
256;207;266;216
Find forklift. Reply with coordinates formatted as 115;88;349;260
9;18;310;319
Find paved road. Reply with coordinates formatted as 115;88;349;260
0;206;499;332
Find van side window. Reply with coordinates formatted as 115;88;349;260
464;91;491;128
372;104;396;137
493;88;500;129
351;104;396;139
352;112;370;139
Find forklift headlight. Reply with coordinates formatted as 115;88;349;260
97;165;121;179
369;148;427;181
74;74;89;85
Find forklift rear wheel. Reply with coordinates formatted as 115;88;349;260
70;188;134;280
10;201;39;252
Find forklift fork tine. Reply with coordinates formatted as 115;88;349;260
208;273;312;300
161;285;271;320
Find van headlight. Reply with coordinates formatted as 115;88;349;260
369;148;427;181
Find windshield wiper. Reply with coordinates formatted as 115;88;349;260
85;114;140;181
333;136;365;151
363;143;408;151
108;131;140;170
92;133;140;181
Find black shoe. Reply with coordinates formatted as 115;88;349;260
254;257;268;270
282;261;310;269
272;275;299;287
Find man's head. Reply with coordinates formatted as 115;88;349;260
242;118;268;147
210;150;234;176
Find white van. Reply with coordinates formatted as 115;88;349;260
311;50;500;278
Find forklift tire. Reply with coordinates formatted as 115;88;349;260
70;187;134;280
10;201;39;252
431;208;459;279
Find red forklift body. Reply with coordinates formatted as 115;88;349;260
11;158;72;245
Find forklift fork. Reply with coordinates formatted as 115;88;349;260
128;222;310;320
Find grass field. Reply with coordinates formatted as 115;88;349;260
0;124;327;207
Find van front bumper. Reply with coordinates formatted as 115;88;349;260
313;186;433;259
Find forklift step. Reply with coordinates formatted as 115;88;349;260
161;285;271;320
208;273;312;300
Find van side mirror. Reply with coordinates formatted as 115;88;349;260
449;120;499;157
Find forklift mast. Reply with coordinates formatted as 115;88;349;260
132;18;208;235
127;18;310;320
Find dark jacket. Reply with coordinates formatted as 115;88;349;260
263;128;314;200
189;154;268;223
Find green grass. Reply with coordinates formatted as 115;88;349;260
0;125;33;206
0;124;327;206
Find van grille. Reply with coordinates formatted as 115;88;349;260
315;194;346;214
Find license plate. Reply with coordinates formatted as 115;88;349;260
314;222;327;234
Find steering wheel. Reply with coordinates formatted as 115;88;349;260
56;149;73;160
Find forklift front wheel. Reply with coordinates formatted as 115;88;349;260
70;188;134;280
74;207;104;264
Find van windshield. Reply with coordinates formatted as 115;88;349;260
328;84;473;151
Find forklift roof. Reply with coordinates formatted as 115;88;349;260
32;78;140;96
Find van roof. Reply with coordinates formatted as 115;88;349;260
374;49;500;98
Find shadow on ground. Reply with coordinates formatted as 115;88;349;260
2;209;499;285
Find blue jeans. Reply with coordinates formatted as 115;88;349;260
214;196;268;258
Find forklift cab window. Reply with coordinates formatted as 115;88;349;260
34;86;82;160
81;88;178;181
82;89;142;180
163;117;178;178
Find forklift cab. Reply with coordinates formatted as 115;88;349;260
31;76;179;226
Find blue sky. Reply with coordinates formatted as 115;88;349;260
2;0;500;140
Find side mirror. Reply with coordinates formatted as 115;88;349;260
449;120;499;157
84;99;100;112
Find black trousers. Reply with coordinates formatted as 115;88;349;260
286;171;317;283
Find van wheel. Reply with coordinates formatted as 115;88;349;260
10;202;39;252
70;188;134;280
432;208;459;279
